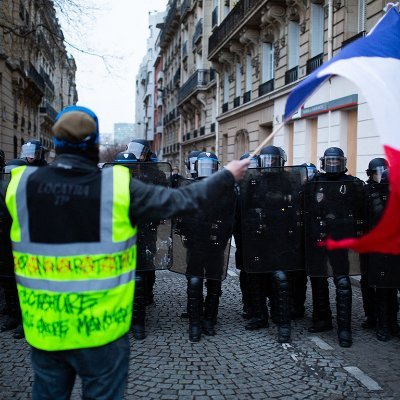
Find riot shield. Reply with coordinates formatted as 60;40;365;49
170;178;235;281
240;166;307;273
364;183;400;288
103;161;173;271
0;172;14;278
304;180;365;277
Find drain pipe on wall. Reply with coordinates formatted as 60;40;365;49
327;0;333;146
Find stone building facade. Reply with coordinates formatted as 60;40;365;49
0;0;78;161
208;0;386;177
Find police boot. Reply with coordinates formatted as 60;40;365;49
188;277;203;342
132;273;146;340
245;275;268;331
273;271;291;343
360;273;376;329
375;289;390;341
240;271;253;320
308;277;333;333
289;270;307;319
335;276;352;347
145;270;156;306
13;324;25;340
203;280;221;336
1;282;21;332
387;288;400;337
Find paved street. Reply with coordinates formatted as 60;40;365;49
1;254;400;400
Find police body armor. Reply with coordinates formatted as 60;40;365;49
304;179;365;277
171;178;236;280
365;183;400;287
0;172;13;278
240;166;307;273
104;161;173;271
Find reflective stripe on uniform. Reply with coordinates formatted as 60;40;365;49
16;269;136;292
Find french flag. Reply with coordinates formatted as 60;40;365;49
284;6;400;254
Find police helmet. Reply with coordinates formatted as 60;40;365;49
4;158;27;173
366;157;388;183
240;152;258;168
195;151;219;178
126;139;152;161
20;139;45;165
114;152;137;163
185;150;201;178
302;162;317;180
320;147;347;174
259;145;285;167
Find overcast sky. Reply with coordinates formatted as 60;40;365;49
61;0;167;133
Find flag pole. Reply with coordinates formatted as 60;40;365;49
249;122;286;158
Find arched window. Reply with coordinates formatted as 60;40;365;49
234;129;249;159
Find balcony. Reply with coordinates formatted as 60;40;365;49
180;0;191;20
233;96;241;108
40;103;58;123
28;64;45;93
192;19;203;48
208;0;263;57
306;53;323;75
243;90;251;104
182;41;188;60
159;0;180;48
212;6;218;29
222;102;229;113
178;69;215;103
258;79;274;96
342;31;366;49
40;67;55;93
174;67;181;86
285;66;298;85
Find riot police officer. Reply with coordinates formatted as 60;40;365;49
242;145;295;343
361;158;399;340
185;150;202;179
117;139;167;340
234;152;258;320
308;147;362;347
0;158;28;339
181;151;235;342
20;139;47;166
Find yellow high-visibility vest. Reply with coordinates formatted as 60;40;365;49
5;165;137;351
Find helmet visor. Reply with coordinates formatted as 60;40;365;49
249;157;258;169
306;166;316;180
323;156;346;173
197;158;219;177
189;156;198;174
20;143;42;160
371;165;387;183
126;142;150;161
259;154;282;168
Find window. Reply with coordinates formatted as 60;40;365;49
261;42;274;83
245;55;252;92
288;21;300;69
223;71;229;104
235;63;242;97
311;4;324;57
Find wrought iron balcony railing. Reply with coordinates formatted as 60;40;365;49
306;53;323;75
178;69;215;103
285;66;298;85
258;79;274;96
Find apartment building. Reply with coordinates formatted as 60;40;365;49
0;0;77;161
